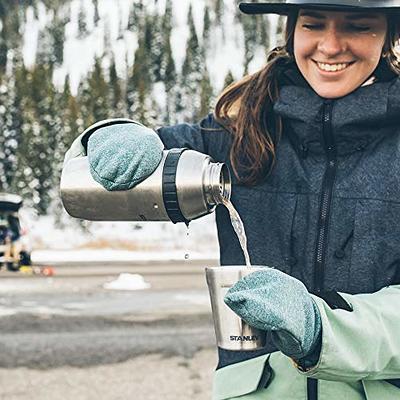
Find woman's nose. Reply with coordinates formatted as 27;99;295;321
318;29;346;57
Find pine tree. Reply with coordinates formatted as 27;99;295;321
127;42;152;124
1;49;25;194
127;5;136;31
103;20;112;59
0;1;6;19
93;0;100;25
52;75;82;220
159;0;174;81
59;75;81;153
163;34;176;94
76;73;92;129
51;14;66;66
223;70;235;88
162;0;173;36
241;12;260;74
162;34;177;124
214;0;224;24
109;59;126;117
180;5;204;121
0;22;8;74
127;1;145;32
78;58;109;127
126;8;156;124
0;6;23;73
8;6;22;49
203;5;211;46
149;14;163;82
37;27;56;66
199;67;213;117
258;15;270;52
18;63;58;214
0;73;13;191
77;0;89;39
276;15;287;46
117;14;124;40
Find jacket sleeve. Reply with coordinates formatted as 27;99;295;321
157;114;231;162
300;285;400;382
64;115;231;165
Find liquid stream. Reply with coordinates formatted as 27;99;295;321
221;198;251;267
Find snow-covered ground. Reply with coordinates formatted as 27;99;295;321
32;248;219;264
25;210;219;262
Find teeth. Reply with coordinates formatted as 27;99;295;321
317;62;350;72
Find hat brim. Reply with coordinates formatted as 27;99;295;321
239;2;398;15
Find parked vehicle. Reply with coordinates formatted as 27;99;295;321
0;193;32;271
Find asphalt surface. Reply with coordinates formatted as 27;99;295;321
0;260;219;399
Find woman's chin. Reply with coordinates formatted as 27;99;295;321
311;83;359;99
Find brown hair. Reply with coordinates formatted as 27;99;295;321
214;12;400;186
384;16;400;74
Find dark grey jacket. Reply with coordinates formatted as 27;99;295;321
158;74;400;382
158;73;400;297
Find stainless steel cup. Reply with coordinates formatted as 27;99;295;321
205;266;267;351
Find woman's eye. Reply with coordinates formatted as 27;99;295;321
349;25;370;32
302;24;324;30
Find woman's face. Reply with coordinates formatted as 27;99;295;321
294;9;388;98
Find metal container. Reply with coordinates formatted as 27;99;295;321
60;149;231;223
205;266;267;351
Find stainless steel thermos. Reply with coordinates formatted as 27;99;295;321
60;148;231;223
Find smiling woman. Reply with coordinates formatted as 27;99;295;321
63;1;400;400
214;2;400;184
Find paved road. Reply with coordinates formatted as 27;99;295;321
0;260;220;399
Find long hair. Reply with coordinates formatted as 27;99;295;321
384;16;400;74
214;13;400;186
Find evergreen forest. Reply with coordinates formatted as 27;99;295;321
0;0;285;215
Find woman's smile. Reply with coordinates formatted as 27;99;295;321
313;60;355;73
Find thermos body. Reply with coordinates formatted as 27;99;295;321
60;149;231;223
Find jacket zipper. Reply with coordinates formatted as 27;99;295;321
314;100;337;293
308;100;337;400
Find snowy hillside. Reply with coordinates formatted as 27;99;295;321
0;0;284;251
23;0;281;95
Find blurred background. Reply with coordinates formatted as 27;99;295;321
0;1;285;398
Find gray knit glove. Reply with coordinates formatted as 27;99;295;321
224;269;322;360
87;122;164;191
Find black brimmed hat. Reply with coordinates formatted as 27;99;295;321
239;0;400;15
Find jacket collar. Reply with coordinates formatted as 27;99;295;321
274;64;400;157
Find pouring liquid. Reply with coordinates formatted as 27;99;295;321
221;198;251;267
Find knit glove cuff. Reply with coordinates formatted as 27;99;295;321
271;300;322;360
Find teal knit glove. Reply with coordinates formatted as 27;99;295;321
87;122;164;191
224;269;322;360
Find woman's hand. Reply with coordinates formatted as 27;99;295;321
224;268;322;361
87;122;164;191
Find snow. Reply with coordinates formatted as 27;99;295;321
32;248;218;264
25;208;220;260
24;0;274;94
153;81;167;110
103;273;151;290
17;0;272;255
